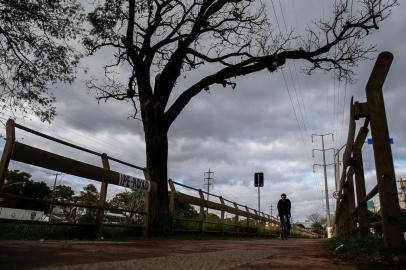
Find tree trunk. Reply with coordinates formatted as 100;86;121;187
143;108;170;236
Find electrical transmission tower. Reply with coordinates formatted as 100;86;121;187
204;168;214;200
312;133;335;229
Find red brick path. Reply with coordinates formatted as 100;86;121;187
0;239;356;269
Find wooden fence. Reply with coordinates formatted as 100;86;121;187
0;119;317;239
335;52;404;248
168;179;317;238
0;119;152;237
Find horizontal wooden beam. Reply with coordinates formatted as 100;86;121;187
10;142;156;193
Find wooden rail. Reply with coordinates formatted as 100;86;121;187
335;52;404;248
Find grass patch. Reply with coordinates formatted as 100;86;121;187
0;221;313;241
328;235;406;270
0;223;143;241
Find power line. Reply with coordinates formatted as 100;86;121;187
270;0;307;147
276;0;310;139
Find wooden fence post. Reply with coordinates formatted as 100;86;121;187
219;196;225;236
0;119;15;191
198;189;205;234
168;179;176;217
365;52;403;247
346;168;357;233
233;202;239;236
168;179;176;233
266;214;271;236
353;127;370;236
142;169;151;237
341;188;349;235
254;209;259;236
245;206;250;233
96;153;110;238
335;202;341;236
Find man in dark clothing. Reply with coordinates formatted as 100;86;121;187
277;193;291;235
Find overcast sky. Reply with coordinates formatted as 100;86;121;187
1;0;405;223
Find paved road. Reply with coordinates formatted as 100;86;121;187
0;239;356;270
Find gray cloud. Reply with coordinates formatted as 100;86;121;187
1;0;405;222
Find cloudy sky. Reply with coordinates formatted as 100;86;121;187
1;0;406;223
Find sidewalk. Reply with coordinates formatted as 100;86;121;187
0;239;356;269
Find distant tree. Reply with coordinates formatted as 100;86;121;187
311;222;324;235
78;184;100;205
307;213;323;224
53;185;74;200
206;213;220;222
2;170;50;211
308;212;327;236
76;184;100;222
0;0;84;122
52;185;79;223
109;190;144;224
295;223;305;229
85;0;398;235
174;200;199;219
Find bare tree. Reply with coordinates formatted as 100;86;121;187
307;212;325;224
85;0;397;235
0;0;84;122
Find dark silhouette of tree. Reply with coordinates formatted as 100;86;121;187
84;0;397;235
53;185;75;200
0;0;84;122
2;170;51;211
109;190;144;224
307;212;322;224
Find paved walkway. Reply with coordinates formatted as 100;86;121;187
0;239;356;270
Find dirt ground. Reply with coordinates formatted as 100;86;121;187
0;238;357;270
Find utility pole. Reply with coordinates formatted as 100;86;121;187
270;204;273;218
48;173;61;222
312;133;334;230
204;168;214;214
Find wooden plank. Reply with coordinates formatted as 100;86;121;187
346;168;357;233
342;97;356;168
0;193;146;214
198;190;205;234
11;142;107;182
176;192;269;222
233;202;240;236
0;120;15;190
97;153;110;238
359;185;378;206
168;179;176;218
10;142;154;192
365;52;403;247
353;144;369;236
220;196;225;236
336;98;356;206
